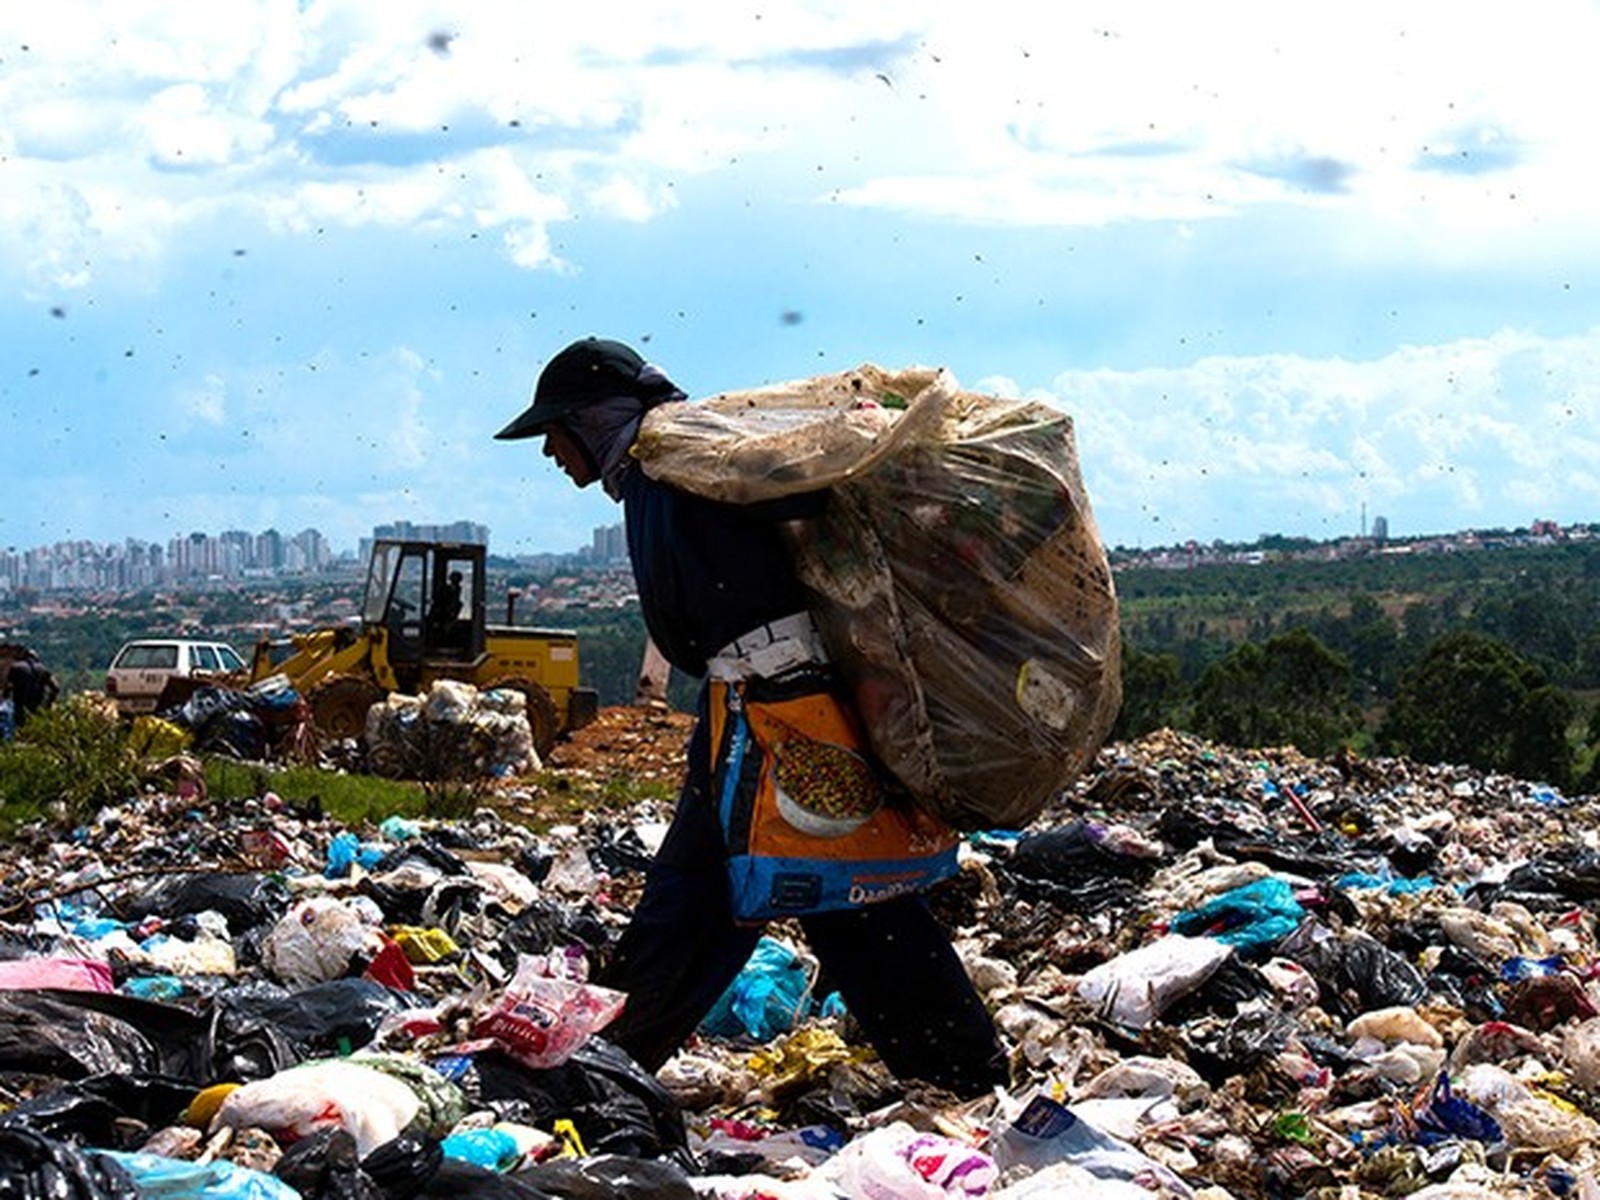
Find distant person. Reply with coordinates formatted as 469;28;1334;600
7;650;57;726
496;336;1006;1097
439;570;463;623
430;571;464;644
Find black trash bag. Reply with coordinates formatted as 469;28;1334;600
1277;920;1427;1019
468;1039;687;1162
281;1131;517;1200
997;821;1161;915
514;846;554;886
0;1122;140;1200
115;871;290;933
0;991;170;1079
275;1128;388;1200
212;978;418;1075
359;842;481;927
1183;1007;1300;1086
192;709;270;760
0;927;66;961
2;1073;196;1148
371;840;476;879
1155;805;1359;880
1466;849;1600;911
1425;946;1506;1024
496;899;611;973
1160;956;1275;1024
20;989;220;1081
587;826;655;877
511;1154;697;1200
161;684;253;730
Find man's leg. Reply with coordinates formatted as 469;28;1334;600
802;896;1008;1098
599;854;763;1071
597;714;763;1072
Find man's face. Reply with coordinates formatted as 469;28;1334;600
541;422;598;487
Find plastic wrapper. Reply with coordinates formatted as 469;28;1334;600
636;364;1120;831
816;1121;997;1199
699;936;818;1042
471;950;626;1069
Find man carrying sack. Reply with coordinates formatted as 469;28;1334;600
496;337;1006;1097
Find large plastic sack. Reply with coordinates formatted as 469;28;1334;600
0;956;113;992
1074;935;1233;1030
97;1151;300;1200
260;897;386;987
636;364;1120;831
210;1059;424;1157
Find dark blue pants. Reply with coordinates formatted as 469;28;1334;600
597;712;1008;1097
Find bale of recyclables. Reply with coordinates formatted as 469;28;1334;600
634;364;1121;831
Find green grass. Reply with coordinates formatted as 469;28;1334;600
0;697;142;828
203;759;433;823
203;759;676;831
2;700;677;836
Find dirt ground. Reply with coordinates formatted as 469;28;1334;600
543;702;695;789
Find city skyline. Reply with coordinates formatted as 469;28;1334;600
6;508;1593;597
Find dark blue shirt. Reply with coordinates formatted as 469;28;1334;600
619;464;825;678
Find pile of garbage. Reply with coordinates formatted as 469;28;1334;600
1;719;1599;1197
143;677;540;780
364;680;541;780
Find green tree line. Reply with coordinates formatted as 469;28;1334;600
9;539;1599;789
1113;540;1600;791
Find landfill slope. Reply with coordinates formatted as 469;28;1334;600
1;707;1599;1198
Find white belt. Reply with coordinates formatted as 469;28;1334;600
707;611;829;681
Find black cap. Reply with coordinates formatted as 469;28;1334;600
495;337;651;440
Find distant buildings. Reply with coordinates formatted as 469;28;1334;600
587;523;627;564
4;516;1593;596
0;528;333;593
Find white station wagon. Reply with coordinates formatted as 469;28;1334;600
104;638;248;716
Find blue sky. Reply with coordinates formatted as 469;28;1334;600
3;2;1599;557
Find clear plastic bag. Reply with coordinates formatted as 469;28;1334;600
637;364;1121;831
472;950;626;1069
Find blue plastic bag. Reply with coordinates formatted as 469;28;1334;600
440;1127;522;1171
700;937;817;1041
1171;876;1305;956
98;1152;301;1199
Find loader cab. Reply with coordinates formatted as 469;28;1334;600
361;540;486;682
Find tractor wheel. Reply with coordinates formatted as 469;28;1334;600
309;675;386;743
487;677;561;760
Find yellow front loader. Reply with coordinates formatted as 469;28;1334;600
251;539;598;756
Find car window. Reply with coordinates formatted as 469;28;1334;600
118;644;178;670
218;646;245;671
193;645;220;672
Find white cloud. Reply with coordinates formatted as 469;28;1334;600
5;0;1598;290
1052;326;1600;543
